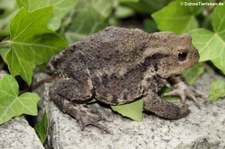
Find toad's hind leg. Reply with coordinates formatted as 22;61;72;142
49;79;110;133
144;91;190;120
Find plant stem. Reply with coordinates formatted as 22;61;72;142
0;41;11;46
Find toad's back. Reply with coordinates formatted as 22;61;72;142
50;27;151;77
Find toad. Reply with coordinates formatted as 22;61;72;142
48;27;201;131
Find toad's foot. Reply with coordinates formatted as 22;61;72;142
51;93;111;134
49;79;111;133
163;81;205;108
64;102;111;134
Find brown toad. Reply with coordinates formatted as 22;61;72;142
48;26;200;131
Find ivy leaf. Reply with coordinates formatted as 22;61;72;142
144;19;157;33
189;5;225;74
0;74;40;125
120;0;139;3
120;0;170;14
1;7;67;84
208;80;225;101
152;0;202;34
35;111;48;144
114;5;135;19
17;0;79;30
111;98;144;122
65;0;114;43
92;0;117;19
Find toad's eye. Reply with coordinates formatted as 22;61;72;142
178;52;188;62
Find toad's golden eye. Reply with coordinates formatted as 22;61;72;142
178;52;188;62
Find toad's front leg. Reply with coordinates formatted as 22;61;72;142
164;75;205;106
144;90;190;120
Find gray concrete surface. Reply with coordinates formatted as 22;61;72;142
0;117;44;149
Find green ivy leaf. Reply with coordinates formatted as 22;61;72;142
121;0;170;14
152;0;202;34
189;5;225;74
0;74;40;125
144;19;157;33
65;0;114;43
208;80;225;101
120;0;139;3
114;5;135;19
1;7;67;84
17;0;79;30
111;98;144;122
35;111;48;144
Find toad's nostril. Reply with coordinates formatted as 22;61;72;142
193;52;199;57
